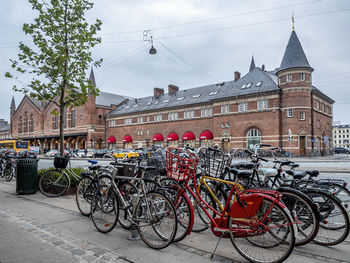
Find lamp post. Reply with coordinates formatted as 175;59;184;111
143;30;157;55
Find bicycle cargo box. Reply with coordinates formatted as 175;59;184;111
229;193;265;218
116;163;135;177
54;156;69;169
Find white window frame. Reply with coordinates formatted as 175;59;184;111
109;120;115;127
257;100;263;110
263;99;268;109
300;73;305;81
287;109;293;118
300;111;305;121
125;118;132;125
154;114;163;122
287;74;292;82
138;116;143;123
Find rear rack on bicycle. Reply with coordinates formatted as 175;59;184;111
317;178;347;187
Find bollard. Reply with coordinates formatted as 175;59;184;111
128;224;140;241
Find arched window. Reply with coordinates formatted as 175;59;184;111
24;113;28;133
18;117;22;133
246;129;261;149
30;114;34;132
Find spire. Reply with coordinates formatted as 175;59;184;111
89;68;96;87
278;30;313;72
249;55;256;72
10;96;16;111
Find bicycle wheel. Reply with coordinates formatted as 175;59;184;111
135;191;177;249
39;169;69;197
327;183;350;213
191;184;216;233
4;167;14;182
304;190;350;246
91;184;119;233
228;198;295;263
278;188;319;246
118;181;138;230
76;176;95;216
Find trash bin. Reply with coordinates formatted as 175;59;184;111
16;158;39;194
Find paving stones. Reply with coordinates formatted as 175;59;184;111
0;208;125;263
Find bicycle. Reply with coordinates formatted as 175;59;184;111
90;164;178;249
166;147;296;263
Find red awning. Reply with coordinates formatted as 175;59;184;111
152;133;164;142
166;132;179;141
182;131;196;141
107;136;116;143
122;135;132;143
199;130;213;140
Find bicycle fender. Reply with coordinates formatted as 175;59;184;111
303;188;343;204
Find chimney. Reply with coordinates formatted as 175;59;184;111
168;84;179;95
154;87;164;98
262;64;265;71
234;71;241;81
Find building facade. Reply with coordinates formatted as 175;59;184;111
10;70;129;150
105;30;334;156
0;119;10;140
333;125;350;148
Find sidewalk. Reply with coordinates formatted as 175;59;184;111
0;180;349;263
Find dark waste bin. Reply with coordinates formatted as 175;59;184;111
16;158;39;194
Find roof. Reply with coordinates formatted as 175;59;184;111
10;96;16;110
249;56;256;72
96;91;130;107
333;125;350;128
312;86;335;103
108;67;279;117
278;31;313;72
28;96;42;108
89;68;96;87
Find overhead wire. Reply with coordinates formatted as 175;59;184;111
102;42;147;66
158;41;218;83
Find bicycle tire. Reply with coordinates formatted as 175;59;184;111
135;191;177;249
304;189;350;246
76;176;95;216
39;169;69;197
228;198;295;263
91;184;119;233
4;167;14;182
278;188;319;246
117;181;138;230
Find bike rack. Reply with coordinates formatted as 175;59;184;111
127;224;140;241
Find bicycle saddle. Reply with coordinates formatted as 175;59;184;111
231;162;255;170
229;168;252;180
88;160;98;165
305;170;319;177
285;170;306;179
88;165;101;171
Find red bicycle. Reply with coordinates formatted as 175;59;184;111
166;147;296;263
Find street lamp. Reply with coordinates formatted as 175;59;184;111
143;30;157;55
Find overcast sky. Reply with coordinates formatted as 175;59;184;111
1;0;349;124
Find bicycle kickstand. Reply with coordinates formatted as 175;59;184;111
210;233;224;259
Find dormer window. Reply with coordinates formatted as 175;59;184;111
241;84;246;89
132;104;139;108
256;81;262;87
163;99;169;103
209;91;218;95
192;94;201;98
177;97;184;101
154;101;159;104
246;83;252;88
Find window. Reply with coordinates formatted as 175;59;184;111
177;97;184;101
184;110;194;119
71;110;76;128
18;117;22;133
287;109;293;118
241;84;246;89
257;100;268;110
315;101;319;109
221;104;230;114
287;74;292;82
30;114;34;132
247;129;261;150
246;83;252;88
300;111;305;120
109;120;115;127
201;107;213;117
239;102;248;112
138;116;143;123
163;99;169;103
256;81;262;87
132;104;139;108
147;116;151;122
209;91;218;96
316;119;320;129
155;114;163;122
146;130;150;135
300;73;305;81
52;114;58;130
257;100;263;110
192;94;200;98
125;118;132;125
168;112;178;121
278;77;281;85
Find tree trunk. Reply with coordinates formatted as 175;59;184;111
59;88;65;157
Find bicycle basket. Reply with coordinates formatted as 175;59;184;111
54;156;69;169
199;147;230;178
166;147;198;181
115;163;135;177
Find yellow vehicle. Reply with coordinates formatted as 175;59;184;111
0;140;30;152
112;149;139;159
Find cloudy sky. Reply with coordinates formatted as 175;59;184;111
1;0;349;124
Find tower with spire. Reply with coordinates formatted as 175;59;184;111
10;96;16;116
277;29;314;155
249;55;256;72
89;67;96;87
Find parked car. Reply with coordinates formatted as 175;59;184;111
93;149;107;158
17;150;37;159
112;149;139;159
135;148;151;157
45;150;58;157
333;147;350;154
86;149;95;158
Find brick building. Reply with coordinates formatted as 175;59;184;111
105;30;334;156
333;125;350;148
10;70;129;150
